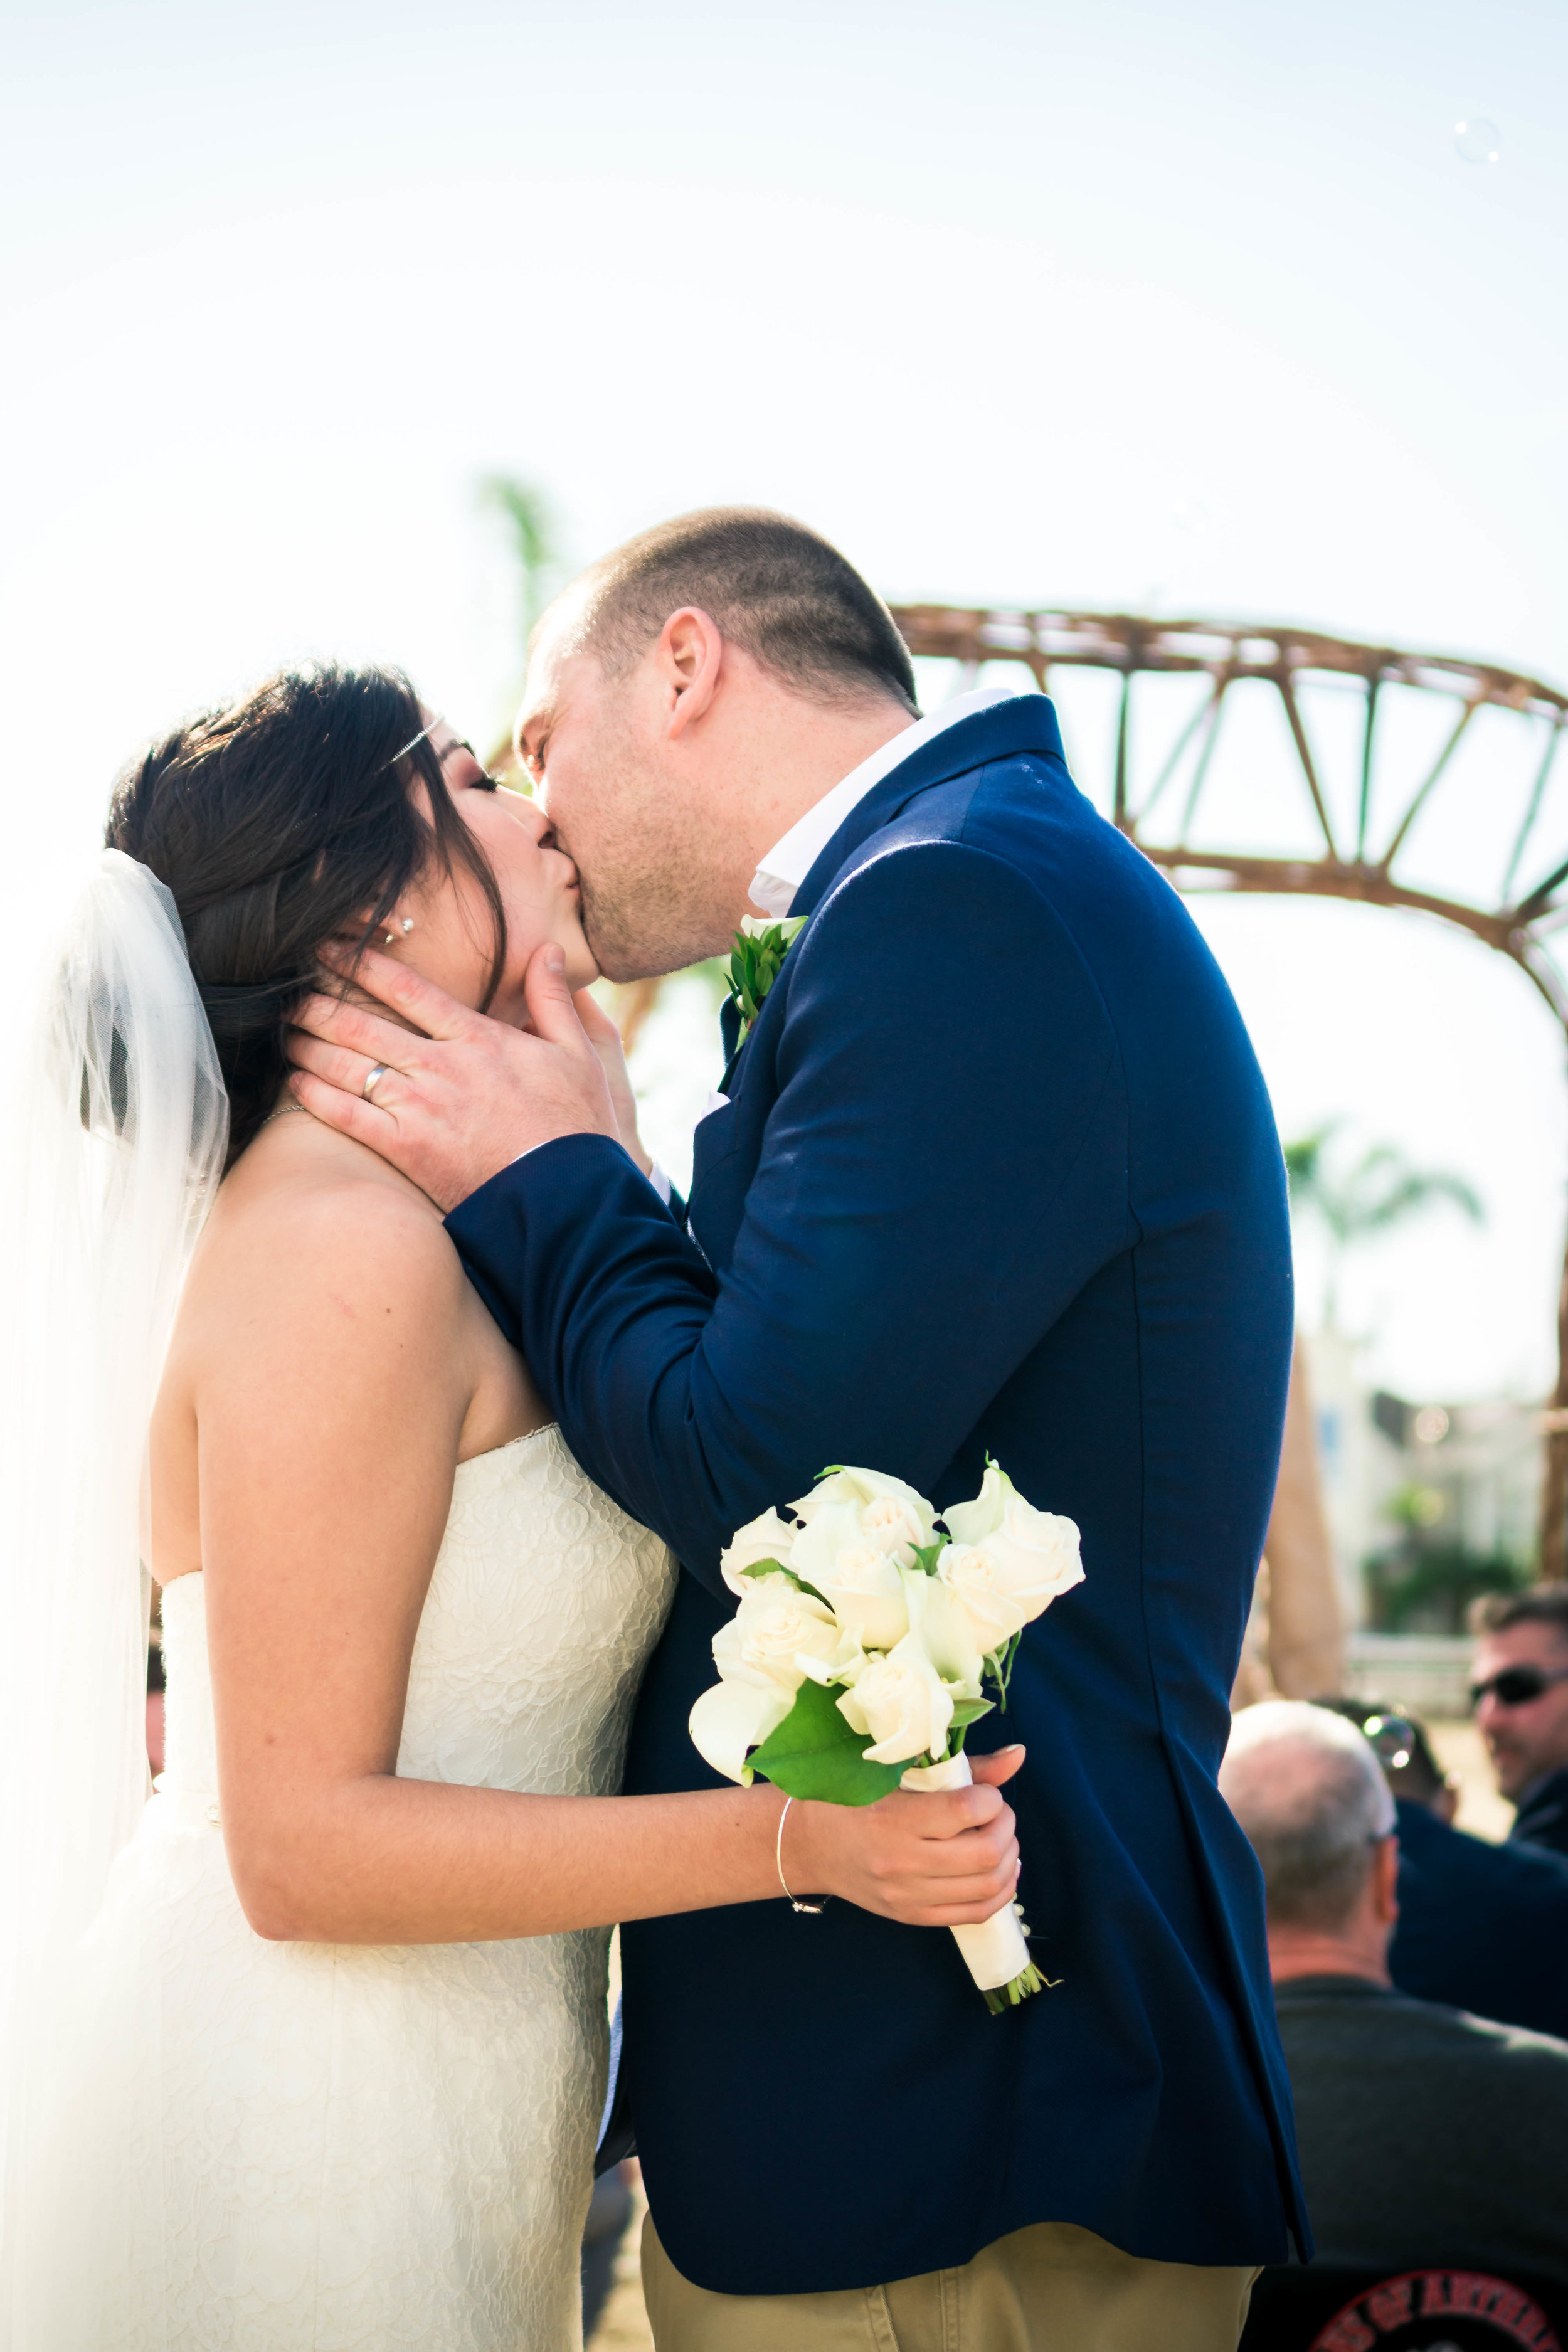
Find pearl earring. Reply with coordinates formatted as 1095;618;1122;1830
382;918;415;948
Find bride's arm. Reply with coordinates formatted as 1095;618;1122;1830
191;1184;1019;1946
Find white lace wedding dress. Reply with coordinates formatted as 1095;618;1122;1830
28;1424;675;2352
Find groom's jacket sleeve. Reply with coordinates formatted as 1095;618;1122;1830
447;838;1126;1599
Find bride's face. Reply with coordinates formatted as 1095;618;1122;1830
391;718;597;1022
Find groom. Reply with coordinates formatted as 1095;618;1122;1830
292;508;1308;2347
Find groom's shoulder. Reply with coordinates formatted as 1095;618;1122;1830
807;744;1216;1039
798;829;1110;1041
837;739;1152;922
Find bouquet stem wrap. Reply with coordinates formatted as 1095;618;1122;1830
900;1753;1034;1997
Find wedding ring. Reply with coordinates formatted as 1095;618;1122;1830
362;1063;390;1102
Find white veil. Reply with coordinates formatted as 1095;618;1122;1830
0;850;228;2343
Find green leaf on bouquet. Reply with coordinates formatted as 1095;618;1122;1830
946;1698;994;1733
909;1539;948;1576
745;1677;906;1807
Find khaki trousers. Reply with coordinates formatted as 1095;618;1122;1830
642;2212;1260;2352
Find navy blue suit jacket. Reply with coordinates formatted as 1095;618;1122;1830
1392;1797;1568;2040
447;696;1309;2292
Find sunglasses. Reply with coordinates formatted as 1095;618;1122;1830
1470;1663;1568;1710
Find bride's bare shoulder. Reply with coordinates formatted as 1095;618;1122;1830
152;1113;538;1565
183;1113;465;1337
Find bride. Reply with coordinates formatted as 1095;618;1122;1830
0;665;1020;2352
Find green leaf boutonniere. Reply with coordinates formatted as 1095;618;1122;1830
726;914;806;1045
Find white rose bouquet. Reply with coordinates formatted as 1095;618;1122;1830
689;1459;1083;2012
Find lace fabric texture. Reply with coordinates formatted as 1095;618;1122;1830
28;1426;675;2352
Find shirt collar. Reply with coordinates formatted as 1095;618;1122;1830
748;685;1025;919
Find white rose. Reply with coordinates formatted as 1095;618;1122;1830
712;1574;842;1692
815;1545;911;1653
719;1507;800;1598
689;1575;855;1785
855;1493;930;1560
940;1463;1083;1646
790;1466;936;1551
837;1633;955;1766
790;1505;911;1650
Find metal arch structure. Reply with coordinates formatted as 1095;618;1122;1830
889;604;1568;1573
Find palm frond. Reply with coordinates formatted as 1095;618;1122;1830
1282;1125;1485;1251
477;474;559;644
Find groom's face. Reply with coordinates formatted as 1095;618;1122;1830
516;621;740;982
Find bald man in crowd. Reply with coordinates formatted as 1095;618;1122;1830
1221;1701;1568;2286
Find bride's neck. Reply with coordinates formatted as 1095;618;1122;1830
235;1092;440;1214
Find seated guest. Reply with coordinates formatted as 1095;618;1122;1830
1472;1586;1568;1860
1221;1701;1568;2283
1317;1696;1568;2041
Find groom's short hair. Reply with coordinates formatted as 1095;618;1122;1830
563;507;919;715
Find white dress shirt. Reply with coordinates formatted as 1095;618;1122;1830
747;686;1024;920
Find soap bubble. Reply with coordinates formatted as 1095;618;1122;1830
1454;117;1500;164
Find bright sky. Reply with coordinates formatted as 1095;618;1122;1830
4;0;1565;1402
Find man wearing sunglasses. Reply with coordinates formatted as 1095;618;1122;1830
1316;1697;1568;2040
1472;1587;1568;1861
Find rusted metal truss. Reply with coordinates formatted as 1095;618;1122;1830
889;605;1568;1570
891;607;1568;1020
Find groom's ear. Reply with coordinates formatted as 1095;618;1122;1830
659;607;725;740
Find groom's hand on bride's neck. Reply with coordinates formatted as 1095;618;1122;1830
285;943;625;1213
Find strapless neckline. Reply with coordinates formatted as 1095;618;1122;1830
159;1423;567;1600
453;1421;561;1480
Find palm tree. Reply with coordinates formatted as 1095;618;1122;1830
1283;1123;1483;1323
475;476;559;782
477;474;559;647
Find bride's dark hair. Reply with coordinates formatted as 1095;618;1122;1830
106;664;506;1167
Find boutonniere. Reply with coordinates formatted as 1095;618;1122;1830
726;914;806;1046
